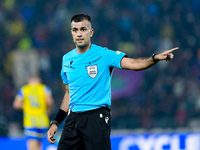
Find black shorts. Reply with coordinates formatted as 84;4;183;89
57;107;111;150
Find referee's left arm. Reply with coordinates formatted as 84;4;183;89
121;47;178;71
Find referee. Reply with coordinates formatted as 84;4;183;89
47;14;178;150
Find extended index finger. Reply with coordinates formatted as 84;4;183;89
167;47;179;53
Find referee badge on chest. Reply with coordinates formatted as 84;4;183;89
87;65;98;78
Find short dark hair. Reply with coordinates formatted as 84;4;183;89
71;14;92;24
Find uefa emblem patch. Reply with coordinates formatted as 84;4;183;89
87;65;98;78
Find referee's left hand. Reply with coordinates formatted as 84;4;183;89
47;124;58;144
155;47;179;61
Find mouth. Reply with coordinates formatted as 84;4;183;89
76;39;84;42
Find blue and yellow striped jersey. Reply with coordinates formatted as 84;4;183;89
17;84;51;128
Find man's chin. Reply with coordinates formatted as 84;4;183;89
75;42;90;48
77;44;87;48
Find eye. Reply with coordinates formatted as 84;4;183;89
81;28;87;31
72;28;78;32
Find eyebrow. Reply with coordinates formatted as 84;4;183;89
72;26;90;30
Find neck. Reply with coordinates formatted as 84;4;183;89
76;43;91;54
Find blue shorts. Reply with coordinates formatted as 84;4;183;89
24;128;48;141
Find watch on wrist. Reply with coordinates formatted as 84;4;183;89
152;53;159;63
50;120;59;127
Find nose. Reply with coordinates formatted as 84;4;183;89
77;30;82;37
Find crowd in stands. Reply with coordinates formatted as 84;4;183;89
0;0;200;136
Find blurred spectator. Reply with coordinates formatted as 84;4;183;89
39;49;52;83
11;36;39;89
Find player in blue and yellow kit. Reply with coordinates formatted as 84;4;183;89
13;75;54;150
47;14;178;150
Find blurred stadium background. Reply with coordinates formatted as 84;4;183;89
0;0;200;149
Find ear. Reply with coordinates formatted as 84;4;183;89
90;29;94;37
